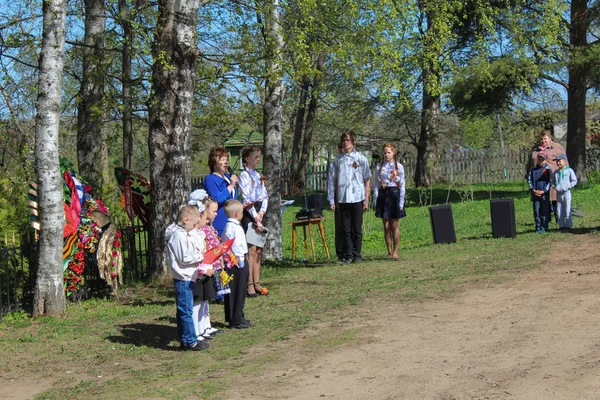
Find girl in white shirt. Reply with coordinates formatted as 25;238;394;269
373;143;406;260
239;146;269;297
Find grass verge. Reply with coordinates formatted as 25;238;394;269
1;182;598;399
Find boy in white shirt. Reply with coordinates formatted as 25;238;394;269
221;200;251;329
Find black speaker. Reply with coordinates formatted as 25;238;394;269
306;193;325;212
429;204;456;244
490;198;516;238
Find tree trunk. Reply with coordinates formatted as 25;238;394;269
566;0;588;181
77;0;108;191
414;8;441;188
262;0;284;260
119;0;134;171
148;0;199;275
289;76;310;194
414;68;440;187
298;52;325;192
33;0;68;317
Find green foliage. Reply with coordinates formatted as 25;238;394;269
588;170;600;185
450;57;539;114
0;310;31;328
586;145;600;172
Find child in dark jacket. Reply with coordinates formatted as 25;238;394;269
528;151;552;233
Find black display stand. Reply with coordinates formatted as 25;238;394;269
429;204;456;244
490;198;517;238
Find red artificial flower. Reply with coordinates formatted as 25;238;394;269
69;285;77;291
71;263;82;274
75;251;85;261
116;230;122;239
113;239;121;248
112;250;119;258
77;242;85;249
111;272;117;278
111;260;116;266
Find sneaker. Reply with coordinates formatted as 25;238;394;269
572;207;584;217
182;340;209;351
205;328;224;335
229;323;251;329
352;257;362;263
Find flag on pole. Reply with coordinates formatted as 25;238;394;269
203;238;235;265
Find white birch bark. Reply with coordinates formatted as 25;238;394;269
33;0;68;316
148;0;199;275
262;0;285;260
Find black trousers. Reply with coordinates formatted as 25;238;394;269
228;260;248;326
338;202;364;260
334;206;345;259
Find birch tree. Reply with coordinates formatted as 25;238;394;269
260;0;285;260
33;0;68;316
148;0;199;274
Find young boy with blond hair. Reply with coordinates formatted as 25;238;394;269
221;199;251;329
165;205;209;351
551;154;578;231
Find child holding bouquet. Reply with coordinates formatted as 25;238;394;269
221;200;251;329
187;191;217;344
201;195;234;326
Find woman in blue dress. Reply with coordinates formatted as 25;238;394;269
203;147;239;235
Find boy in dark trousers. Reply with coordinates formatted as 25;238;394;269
221;200;252;329
528;151;552;233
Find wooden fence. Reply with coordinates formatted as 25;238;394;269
300;147;530;192
434;147;530;184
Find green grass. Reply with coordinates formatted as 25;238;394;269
1;181;599;399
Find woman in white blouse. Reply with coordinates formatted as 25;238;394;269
239;146;269;297
373;143;406;260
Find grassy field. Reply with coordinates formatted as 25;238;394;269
1;181;599;399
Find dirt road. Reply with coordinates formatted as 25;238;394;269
228;234;600;399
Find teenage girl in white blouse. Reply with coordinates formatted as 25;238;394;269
373;143;406;259
239;146;269;297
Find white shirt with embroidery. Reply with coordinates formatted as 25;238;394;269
327;150;371;205
165;224;203;281
373;161;406;208
239;168;269;218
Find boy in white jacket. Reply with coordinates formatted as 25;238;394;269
165;205;208;351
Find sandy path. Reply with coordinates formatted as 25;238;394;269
229;234;600;400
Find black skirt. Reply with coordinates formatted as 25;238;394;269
241;202;262;231
375;187;406;219
193;275;216;302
